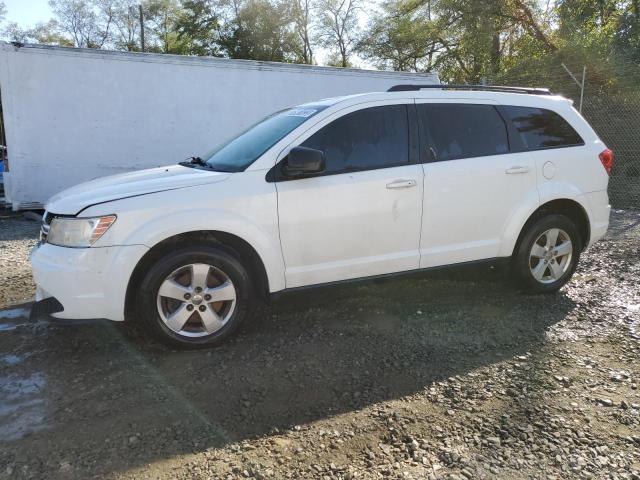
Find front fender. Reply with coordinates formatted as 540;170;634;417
129;209;285;292
84;199;285;293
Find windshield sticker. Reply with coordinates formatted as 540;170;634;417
286;108;317;118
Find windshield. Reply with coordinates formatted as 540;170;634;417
202;105;328;172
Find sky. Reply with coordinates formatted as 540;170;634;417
3;0;53;26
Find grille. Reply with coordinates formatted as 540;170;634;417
40;211;52;244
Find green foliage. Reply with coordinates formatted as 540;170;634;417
357;0;640;88
218;0;301;62
2;19;75;46
175;0;221;56
358;1;434;71
1;0;637;87
143;0;190;53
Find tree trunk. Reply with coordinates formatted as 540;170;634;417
490;32;500;76
512;0;557;52
139;4;145;52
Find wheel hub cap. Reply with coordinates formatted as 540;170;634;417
156;263;237;338
529;228;573;285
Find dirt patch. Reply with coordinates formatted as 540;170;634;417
0;211;639;479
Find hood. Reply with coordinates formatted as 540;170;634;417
46;164;232;215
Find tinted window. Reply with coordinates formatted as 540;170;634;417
202;104;328;172
301;105;409;173
503;106;583;150
419;104;509;161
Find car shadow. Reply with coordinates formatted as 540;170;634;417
1;266;576;479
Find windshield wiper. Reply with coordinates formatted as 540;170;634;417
179;156;239;173
179;156;211;168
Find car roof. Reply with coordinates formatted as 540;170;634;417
302;89;573;111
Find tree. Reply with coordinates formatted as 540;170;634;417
358;0;439;72
109;0;142;51
614;1;640;64
357;0;557;82
143;0;189;54
0;2;6;24
291;0;314;64
32;20;75;45
218;0;302;62
2;22;30;43
315;0;360;67
49;0;114;48
2;19;73;46
175;0;222;56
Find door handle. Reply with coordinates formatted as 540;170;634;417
505;166;530;174
386;179;417;189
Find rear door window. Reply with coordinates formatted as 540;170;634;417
417;104;509;161
301;104;409;174
502;106;584;150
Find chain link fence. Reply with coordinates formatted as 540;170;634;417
491;65;640;210
582;93;640;209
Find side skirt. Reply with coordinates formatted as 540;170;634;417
269;257;512;303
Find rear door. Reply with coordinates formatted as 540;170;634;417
417;100;536;267
275;101;424;288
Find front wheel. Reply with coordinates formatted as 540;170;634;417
137;244;252;348
513;214;581;293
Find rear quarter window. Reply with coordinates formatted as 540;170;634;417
502;106;584;150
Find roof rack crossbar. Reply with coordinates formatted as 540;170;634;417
387;84;552;95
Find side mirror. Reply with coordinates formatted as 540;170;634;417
283;147;325;177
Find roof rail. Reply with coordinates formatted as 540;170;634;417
387;84;553;95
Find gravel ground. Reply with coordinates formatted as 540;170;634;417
0;210;639;480
0;215;39;308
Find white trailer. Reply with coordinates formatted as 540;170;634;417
0;43;438;210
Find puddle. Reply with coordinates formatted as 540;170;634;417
0;308;30;320
1;354;25;366
0;373;49;441
0;308;31;331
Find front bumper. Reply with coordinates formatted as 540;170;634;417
30;242;149;321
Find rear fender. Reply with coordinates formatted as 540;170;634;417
498;181;588;257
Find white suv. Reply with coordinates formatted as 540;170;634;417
30;85;612;348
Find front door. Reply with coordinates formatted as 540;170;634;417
276;102;424;288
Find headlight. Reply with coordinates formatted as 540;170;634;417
47;215;117;247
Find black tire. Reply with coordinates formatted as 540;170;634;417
512;214;581;293
136;244;252;348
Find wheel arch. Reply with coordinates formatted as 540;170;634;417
124;230;271;320
511;198;590;256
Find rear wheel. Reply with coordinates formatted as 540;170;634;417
513;214;581;293
137;245;252;348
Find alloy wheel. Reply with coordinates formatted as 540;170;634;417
156;263;236;337
529;228;573;284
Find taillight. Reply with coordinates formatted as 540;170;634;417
599;148;614;174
